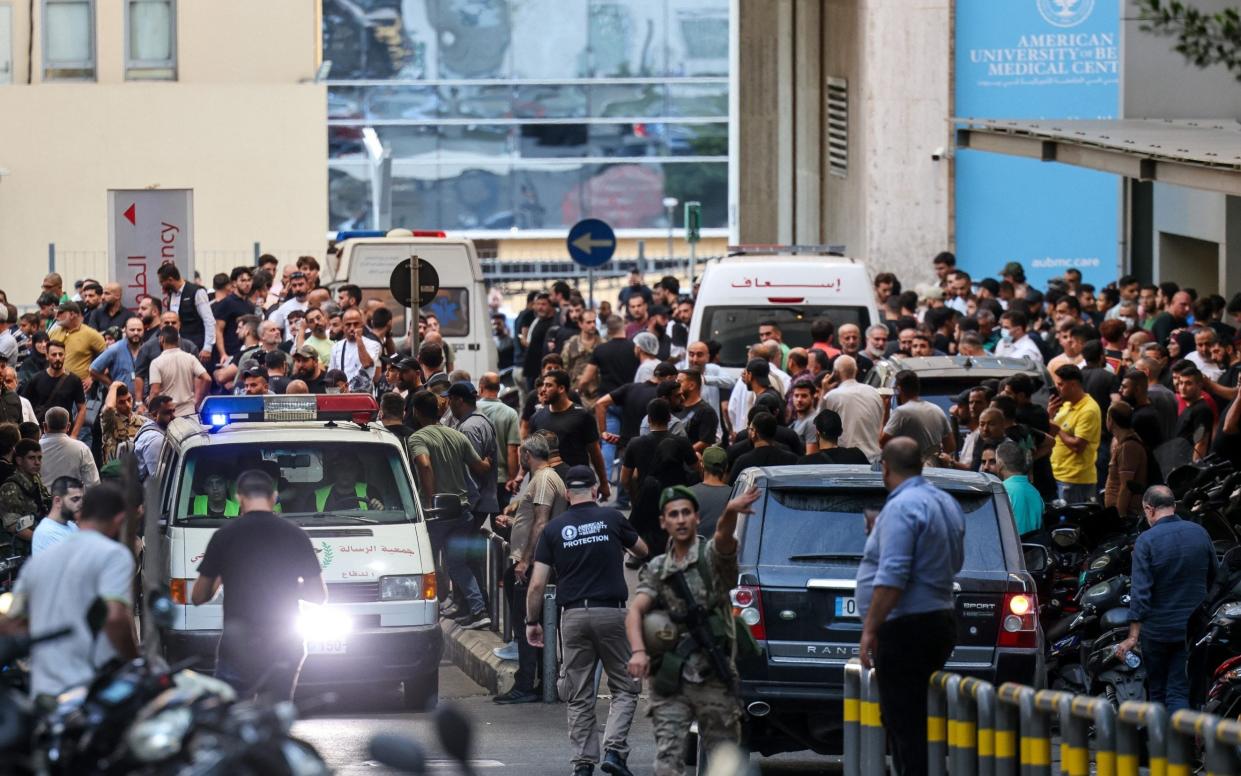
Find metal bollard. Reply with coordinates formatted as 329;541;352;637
962;677;996;776
928;672;950;776
485;533;502;633
1009;686;1052;776
1170;710;1237;776
992;684;1020;776
859;665;886;776
1033;691;1081;776
1117;701;1168;776
542;584;557;703
1068;696;1117;776
845;660;863;776
943;674;970;776
1211;718;1241;776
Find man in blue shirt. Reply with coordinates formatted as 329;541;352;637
1116;485;1216;713
997;440;1042;536
88;317;144;393
856;437;964;776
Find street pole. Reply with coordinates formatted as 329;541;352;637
588;268;595;309
409;255;420;358
662;196;678;263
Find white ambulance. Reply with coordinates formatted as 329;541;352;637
327;230;496;378
155;394;451;709
688;245;883;378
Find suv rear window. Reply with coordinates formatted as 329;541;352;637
699;305;869;368
757;488;1005;571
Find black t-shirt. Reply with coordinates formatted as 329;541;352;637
608;380;660;446
212;294;254;357
725;427;803;468
197;511;322;630
530;404;599;467
522;387;582;422
1081;368;1117;423
523;316;555;373
623;430;697;492
21;370;85;419
679;401;720;447
1176;399;1215;445
797;447;869;466
590;338;640;396
1152;313;1187;344
729;444;799;484
534;502;639;607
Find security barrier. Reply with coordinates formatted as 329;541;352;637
842;658;887;776
847;668;1241;775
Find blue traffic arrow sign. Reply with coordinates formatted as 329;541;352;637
566;218;617;268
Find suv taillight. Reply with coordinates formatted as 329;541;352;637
731;585;765;641
997;592;1038;649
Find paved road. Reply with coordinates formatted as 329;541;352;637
294;662;839;774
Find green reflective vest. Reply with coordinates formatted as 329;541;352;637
315;483;368;511
192;495;239;517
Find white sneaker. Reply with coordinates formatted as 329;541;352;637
493;641;518;661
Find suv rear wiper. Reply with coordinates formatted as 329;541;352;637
787;553;862;562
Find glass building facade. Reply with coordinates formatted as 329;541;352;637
323;0;729;234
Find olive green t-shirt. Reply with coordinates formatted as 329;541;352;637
407;424;481;507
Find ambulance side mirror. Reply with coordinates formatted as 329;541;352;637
425;494;461;522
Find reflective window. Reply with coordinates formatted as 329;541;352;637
322;0;730;231
43;0;94;81
126;0;176;80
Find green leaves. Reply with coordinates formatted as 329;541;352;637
1136;0;1241;80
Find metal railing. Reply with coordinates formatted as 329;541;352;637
844;662;1241;775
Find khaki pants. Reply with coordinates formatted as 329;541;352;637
649;678;741;776
557;606;640;767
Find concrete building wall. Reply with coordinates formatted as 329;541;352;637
738;0;950;284
0;0;325;299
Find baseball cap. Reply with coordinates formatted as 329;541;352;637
702;446;727;470
426;372;451;395
293;344;318;360
653;361;678;378
659;484;699;511
396;356;420;372
564;465;597;489
919;284;944;302
649;303;671;317
745;358;771;386
633;331;659;356
446;381;478;402
57;301;81;315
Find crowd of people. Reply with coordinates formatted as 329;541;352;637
2;251;1240;773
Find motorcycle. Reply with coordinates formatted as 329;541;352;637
1046;574;1145;701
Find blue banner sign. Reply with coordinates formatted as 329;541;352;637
954;0;1121;291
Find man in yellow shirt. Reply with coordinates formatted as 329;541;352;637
1048;364;1102;503
49;302;106;388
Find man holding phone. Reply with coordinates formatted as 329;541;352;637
1047;364;1102;503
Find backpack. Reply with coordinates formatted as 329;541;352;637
0;389;22;425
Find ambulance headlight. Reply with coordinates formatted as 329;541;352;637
380;575;423;601
296;606;352;640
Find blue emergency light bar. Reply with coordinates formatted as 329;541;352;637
200;395;379;430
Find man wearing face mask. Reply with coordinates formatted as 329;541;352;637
993;310;1044;366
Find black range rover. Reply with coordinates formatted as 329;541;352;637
728;465;1044;757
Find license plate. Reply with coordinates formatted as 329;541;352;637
834;597;859;618
306;640;347;655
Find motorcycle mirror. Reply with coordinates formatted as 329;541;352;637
1022;543;1050;574
369;733;427;774
434;704;475;769
86;597;108;635
147;587;176;630
1051;527;1079;548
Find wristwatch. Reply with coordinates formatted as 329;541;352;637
525;619;541;626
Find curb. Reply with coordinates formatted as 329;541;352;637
440;619;516;696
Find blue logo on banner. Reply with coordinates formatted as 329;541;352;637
954;0;1119;291
1037;0;1095;28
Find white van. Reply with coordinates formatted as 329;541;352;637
154;394;448;709
688;247;882;377
328;230;497;378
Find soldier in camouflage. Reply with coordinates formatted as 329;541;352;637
625;482;760;776
0;439;51;555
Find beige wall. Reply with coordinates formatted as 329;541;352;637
0;0;325;299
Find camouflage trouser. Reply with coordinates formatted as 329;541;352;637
649;678;741;776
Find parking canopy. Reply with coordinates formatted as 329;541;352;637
954;118;1241;196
